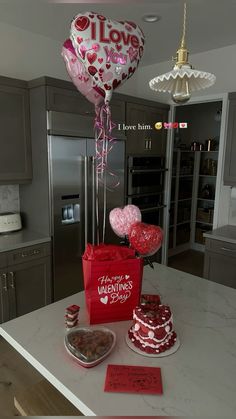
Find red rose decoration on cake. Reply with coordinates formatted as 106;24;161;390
129;222;163;256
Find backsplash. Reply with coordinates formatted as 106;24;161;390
229;187;236;226
0;185;20;213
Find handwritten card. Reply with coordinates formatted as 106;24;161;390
104;364;163;395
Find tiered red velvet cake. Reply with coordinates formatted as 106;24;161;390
128;294;177;354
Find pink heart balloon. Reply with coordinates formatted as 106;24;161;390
70;12;145;103
109;205;142;238
61;39;104;106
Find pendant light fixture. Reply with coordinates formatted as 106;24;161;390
149;3;216;104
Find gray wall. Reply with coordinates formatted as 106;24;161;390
0;185;20;213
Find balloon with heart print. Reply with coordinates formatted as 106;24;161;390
61;39;105;106
70;12;145;103
109;205;142;238
129;222;163;256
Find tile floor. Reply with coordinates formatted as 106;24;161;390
168;249;204;277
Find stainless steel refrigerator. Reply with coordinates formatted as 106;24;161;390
48;116;125;301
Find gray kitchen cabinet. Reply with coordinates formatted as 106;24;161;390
0;242;52;323
0;271;9;323
126;102;168;155
30;77;126;121
224;94;236;186
46;85;94;116
204;238;236;288
0;77;32;183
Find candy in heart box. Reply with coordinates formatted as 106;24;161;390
64;326;116;368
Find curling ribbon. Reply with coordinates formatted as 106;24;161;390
94;104;120;243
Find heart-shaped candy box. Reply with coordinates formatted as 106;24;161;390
64;326;116;367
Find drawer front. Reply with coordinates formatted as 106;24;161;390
7;242;51;266
204;250;236;289
0;253;7;268
205;238;236;256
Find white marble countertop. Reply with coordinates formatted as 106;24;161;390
0;229;51;252
204;224;236;244
0;264;236;416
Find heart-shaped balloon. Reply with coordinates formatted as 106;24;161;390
109;205;142;238
70;12;145;103
62;39;105;106
129;222;163;256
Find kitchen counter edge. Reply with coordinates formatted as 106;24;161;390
203;224;236;244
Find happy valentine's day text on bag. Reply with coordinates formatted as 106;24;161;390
82;244;143;324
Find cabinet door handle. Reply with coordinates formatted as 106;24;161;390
221;247;236;252
2;273;8;291
149;139;152;150
9;272;15;289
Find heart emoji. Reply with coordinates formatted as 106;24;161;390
122;73;127;80
116;44;122;51
75;16;90;31
109;204;141;238
125;275;130;280
106;63;111;69
87;52;97;64
98;57;103;64
104;83;111;90
129;222;163;256
100;296;108;304
65;327;116;367
89;14;94;19
107;24;112;29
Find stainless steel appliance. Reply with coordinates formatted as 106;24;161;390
126;155;166;261
48;113;125;301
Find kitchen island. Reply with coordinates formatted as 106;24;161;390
0;263;236;416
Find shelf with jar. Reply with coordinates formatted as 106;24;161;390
168;150;195;254
191;150;218;251
168;147;219;255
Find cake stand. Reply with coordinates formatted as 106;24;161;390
125;333;180;358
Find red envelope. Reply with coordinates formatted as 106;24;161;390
104;364;163;395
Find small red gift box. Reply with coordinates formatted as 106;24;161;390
82;244;143;324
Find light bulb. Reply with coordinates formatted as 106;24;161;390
171;76;191;104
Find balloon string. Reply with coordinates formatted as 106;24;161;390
94;103;120;243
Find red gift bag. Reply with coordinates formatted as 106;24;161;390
82;244;143;324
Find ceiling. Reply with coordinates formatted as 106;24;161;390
1;0;236;66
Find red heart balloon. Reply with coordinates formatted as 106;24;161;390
129;222;163;256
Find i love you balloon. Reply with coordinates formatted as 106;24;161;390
70;12;145;103
109;205;142;238
129;222;163;256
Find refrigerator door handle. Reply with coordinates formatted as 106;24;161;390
91;156;96;245
84;156;88;247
